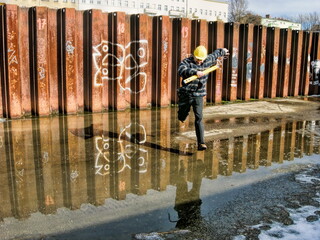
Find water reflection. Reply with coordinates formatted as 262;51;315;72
0;108;319;222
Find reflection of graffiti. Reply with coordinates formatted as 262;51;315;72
95;135;110;176
92;40;148;93
118;122;148;173
70;170;79;181
94;122;148;176
0;136;3;148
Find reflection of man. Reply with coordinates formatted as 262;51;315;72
174;159;205;229
177;46;229;151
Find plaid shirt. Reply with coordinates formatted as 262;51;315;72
178;48;226;97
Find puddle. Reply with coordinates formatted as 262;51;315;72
0;106;319;239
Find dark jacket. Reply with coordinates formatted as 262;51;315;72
178;48;226;97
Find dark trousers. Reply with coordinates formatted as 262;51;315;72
178;94;204;144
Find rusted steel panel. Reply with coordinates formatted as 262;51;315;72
160;16;171;106
152;16;171;107
19;7;31;116
259;26;267;99
238;24;253;100
0;5;6;118
191;19;200;50
199;19;208;47
76;10;84;112
304;32;313;95
223;22;239;101
288;30;302;96
6;5;22;118
277;29;292;97
89;10;103;112
294;31;303;96
244;24;254;100
47;9;59;114
91;10;103;111
171;18;181;104
299;31;312;95
35;7;50;116
251;26;266;99
207;21;224;104
128;14;151;108
171;18;191;104
100;12;108;110
107;12;130;110
265;27;279;98
64;8;77;114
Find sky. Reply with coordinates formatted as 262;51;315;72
245;0;320;19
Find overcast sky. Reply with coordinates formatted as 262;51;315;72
246;0;320;18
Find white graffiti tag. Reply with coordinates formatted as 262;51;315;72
93;40;148;93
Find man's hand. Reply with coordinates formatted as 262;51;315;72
197;71;205;78
222;48;229;56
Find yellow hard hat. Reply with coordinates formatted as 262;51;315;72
193;45;207;60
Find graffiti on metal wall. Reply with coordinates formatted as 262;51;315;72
93;40;148;93
95;122;148;176
246;43;253;82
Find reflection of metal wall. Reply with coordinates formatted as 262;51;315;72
0;114;320;220
1;4;320;118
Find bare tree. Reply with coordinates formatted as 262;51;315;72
292;12;320;30
229;0;249;22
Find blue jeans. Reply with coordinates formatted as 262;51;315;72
178;94;204;144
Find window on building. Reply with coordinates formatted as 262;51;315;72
82;0;85;3
181;7;185;12
205;10;207;15
164;5;168;11
195;8;197;12
97;0;101;4
200;9;203;14
189;8;192;13
111;0;115;6
54;0;59;2
146;3;150;8
89;0;93;3
158;4;161;10
171;6;174;10
132;1;135;7
140;2;144;8
124;0;128;7
219;11;221;16
176;6;179;11
215;11;217;16
209;10;212;16
63;0;67;3
224;12;226;17
118;0;121;6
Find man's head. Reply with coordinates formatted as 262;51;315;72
193;45;207;64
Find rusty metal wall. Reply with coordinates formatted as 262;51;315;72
0;4;320;119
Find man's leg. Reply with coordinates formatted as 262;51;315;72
192;97;205;145
178;94;191;122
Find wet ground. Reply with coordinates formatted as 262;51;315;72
0;97;320;240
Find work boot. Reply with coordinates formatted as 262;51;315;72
198;143;207;151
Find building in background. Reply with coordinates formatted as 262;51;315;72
0;0;228;22
261;15;301;30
